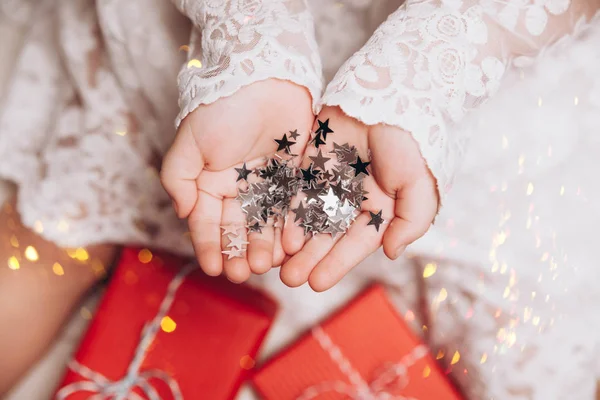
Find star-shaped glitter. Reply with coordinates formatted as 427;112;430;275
349;183;369;206
227;234;249;250
367;210;385;232
258;166;276;179
278;173;295;190
349;156;371;177
323;219;345;239
332;165;353;182
300;219;315;235
339;199;356;216
246;222;262;234
316;118;334;140
243;200;263;222
321;169;334;182
274;133;296;154
236;189;255;207
318;188;340;216
233;121;374;242
332;142;350;153
291;202;309;222
235;162;252;182
333;143;358;164
311;132;326;148
303;182;326;202
301;164;320;183
309;149;331;171
311;216;329;233
222;248;246;259
288;129;301;140
330;180;349;199
221;225;241;236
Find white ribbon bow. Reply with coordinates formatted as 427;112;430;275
296;326;429;400
55;264;196;400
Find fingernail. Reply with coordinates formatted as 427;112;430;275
394;245;406;259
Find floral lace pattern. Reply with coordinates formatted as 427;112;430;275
0;0;190;253
172;0;323;127
319;0;594;202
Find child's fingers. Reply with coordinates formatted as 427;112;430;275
280;233;338;287
189;191;223;276
308;211;388;292
161;119;204;218
307;172;394;292
273;226;285;267
221;199;251;283
247;224;275;275
382;177;438;260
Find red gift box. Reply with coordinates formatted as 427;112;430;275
252;285;463;400
55;247;277;400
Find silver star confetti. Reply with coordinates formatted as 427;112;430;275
227;235;249;250
221;229;248;259
367;210;385;232
232;126;372;241
222;248;246;260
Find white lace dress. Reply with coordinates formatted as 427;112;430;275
1;0;600;399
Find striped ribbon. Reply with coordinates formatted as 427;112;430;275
55;263;197;400
296;326;428;400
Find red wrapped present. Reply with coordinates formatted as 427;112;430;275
55;247;277;400
252;285;463;400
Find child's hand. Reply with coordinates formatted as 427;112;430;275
280;106;438;291
161;79;314;283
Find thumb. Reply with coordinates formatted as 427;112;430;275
382;177;438;260
160;119;204;218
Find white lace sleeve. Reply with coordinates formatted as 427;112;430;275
172;0;324;127
319;0;599;203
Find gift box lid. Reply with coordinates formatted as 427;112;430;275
55;247;277;400
252;284;463;400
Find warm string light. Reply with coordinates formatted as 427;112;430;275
66;247;90;261
53;262;65;276
4;229;104;278
24;245;39;261
422;365;431;377
7;256;20;270
160;316;177;333
451;351;460;365
240;355;255;370
2;205;106;283
423;262;437;278
138;248;153;264
187;59;202;69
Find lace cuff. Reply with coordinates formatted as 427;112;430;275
319;0;598;203
172;0;324;128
